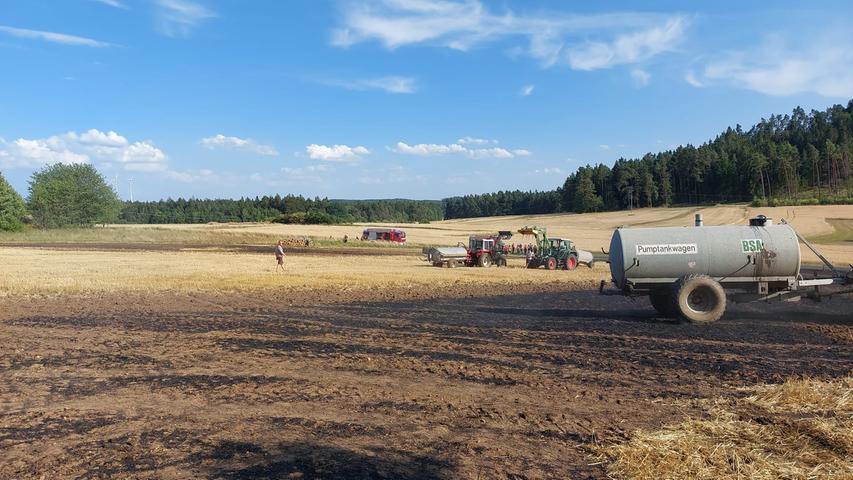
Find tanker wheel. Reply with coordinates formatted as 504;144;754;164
649;289;677;317
546;257;557;270
478;254;493;268
674;275;726;324
564;254;578;271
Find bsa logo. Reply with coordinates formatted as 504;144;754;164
741;239;765;253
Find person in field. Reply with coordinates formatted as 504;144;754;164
275;240;285;272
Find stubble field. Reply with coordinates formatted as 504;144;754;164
1;205;851;479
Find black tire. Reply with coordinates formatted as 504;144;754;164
496;257;507;267
674;275;726;323
478;253;493;268
649;289;677;317
526;260;538;269
546;257;557;270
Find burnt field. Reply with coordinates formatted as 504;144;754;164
1;288;850;479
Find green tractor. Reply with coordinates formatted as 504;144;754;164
518;226;594;270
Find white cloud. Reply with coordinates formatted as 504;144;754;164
630;68;650;87
155;0;215;37
0;138;89;168
200;134;279;156
0;129;167;172
120;142;168;171
457;136;495;145
684;70;703;87
319;75;416;94
688;34;853;97
306;144;369;162
512;149;532;156
332;1;687;71
0;25;110;47
79;129;128;147
566;17;686;70
394;142;466;155
520;84;535;96
599;144;610;150
92;0;128;9
393;140;528;159
535;167;562;174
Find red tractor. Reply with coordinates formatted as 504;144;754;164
464;231;511;267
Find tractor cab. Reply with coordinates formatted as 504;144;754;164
469;236;496;252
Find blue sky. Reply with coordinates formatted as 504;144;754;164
1;0;852;201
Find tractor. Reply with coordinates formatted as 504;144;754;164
464;231;512;267
517;226;594;270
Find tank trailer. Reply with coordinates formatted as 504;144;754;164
602;215;853;323
423;231;512;268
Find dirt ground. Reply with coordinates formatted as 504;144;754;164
1;282;850;479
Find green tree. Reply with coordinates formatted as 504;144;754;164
0;172;27;231
28;163;121;228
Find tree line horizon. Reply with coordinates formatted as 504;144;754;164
1;100;852;230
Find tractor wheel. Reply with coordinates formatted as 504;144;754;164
526;260;538;269
546;257;557;270
565;254;578;271
496;257;507;267
649;289;677;317
478;254;493;268
674;275;726;324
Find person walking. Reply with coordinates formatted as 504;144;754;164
275;239;286;273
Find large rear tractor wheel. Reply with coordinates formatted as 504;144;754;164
649;289;677;317
478;253;493;268
546;257;557;270
674;275;726;324
564;254;578;271
526;260;539;269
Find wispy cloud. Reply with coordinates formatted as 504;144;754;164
200;134;279;156
154;0;215;37
686;33;853;97
566;18;686;70
0;25;110;47
520;84;535;96
457;136;496;145
630;68;650;87
92;0;128;9
318;75;416;94
332;1;688;71
306;144;369;162
393;139;530;159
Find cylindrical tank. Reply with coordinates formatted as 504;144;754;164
609;224;801;288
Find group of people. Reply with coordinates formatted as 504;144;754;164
508;243;539;255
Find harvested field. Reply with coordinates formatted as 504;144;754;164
1;275;851;478
0;248;603;296
1;209;852;478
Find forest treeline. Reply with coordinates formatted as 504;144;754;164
118;196;444;224
444;100;853;219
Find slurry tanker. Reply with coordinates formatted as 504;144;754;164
603;215;852;323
